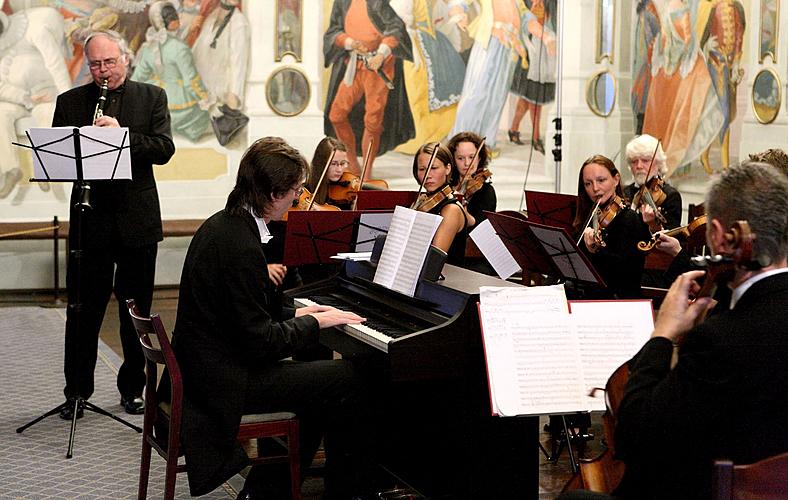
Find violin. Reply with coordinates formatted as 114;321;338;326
458;169;492;204
413;184;454;213
637;214;707;252
282;186;340;221
691;220;757;299
590;195;626;250
327;171;389;205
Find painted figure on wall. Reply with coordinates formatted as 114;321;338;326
132;1;212;142
642;0;723;176
699;0;745;172
390;0;465;155
323;0;415;179
507;0;557;155
631;0;660;135
277;0;301;60
0;7;71;202
448;0;529;150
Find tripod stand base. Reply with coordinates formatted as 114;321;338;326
16;397;142;458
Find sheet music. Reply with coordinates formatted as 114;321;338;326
479;288;654;416
569;301;654;411
27;126;131;181
373;206;442;296
355;213;392;252
469;219;521;279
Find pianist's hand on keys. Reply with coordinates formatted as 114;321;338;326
296;303;366;329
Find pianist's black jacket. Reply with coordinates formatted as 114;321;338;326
168;209;319;496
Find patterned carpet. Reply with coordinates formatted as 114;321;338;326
0;306;241;499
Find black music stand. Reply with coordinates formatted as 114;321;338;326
283;210;392;266
354;190;418;211
524;190;578;234
14;126;141;458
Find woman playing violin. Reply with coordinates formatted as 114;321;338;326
412;142;475;266
306;137;350;209
573;155;650;299
623;134;683;231
447;131;496;228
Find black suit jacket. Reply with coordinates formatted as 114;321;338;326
172;210;319;496
52;80;175;249
615;272;788;499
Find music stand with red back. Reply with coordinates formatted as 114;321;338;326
524;190;578;234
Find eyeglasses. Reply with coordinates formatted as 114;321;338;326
291;185;305;197
88;58;119;70
330;160;350;168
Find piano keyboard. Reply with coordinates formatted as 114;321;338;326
294;297;400;352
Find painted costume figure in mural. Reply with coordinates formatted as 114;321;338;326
631;0;660;135
0;7;72;201
132;1;212;142
449;0;529;150
642;0;723;175
390;0;465;155
323;0;415;179
508;0;557;155
699;0;745;172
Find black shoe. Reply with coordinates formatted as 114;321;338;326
120;395;144;415
59;398;84;420
508;130;525;145
533;139;545;155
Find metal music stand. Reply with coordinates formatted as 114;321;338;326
13;126;141;458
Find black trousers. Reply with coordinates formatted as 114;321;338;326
63;242;157;400
243;359;377;500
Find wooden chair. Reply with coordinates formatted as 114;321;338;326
126;299;301;500
712;452;788;499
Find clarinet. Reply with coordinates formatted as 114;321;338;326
92;78;109;125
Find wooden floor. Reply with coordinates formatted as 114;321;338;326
1;287;597;499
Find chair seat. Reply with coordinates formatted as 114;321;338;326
241;412;297;424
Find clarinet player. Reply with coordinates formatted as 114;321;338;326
53;30;175;420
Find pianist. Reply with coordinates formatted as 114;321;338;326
168;137;375;499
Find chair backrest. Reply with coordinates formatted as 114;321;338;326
126;299;183;448
712;452;788;500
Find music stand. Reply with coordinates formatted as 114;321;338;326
354;190;418;211
282;210;392;266
13;126;141;458
524;190;578;234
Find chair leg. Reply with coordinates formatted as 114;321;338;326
163;459;178;500
289;420;301;500
138;440;152;500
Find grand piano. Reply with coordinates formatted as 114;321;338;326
287;260;538;499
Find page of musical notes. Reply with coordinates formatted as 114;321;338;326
469;219;521;279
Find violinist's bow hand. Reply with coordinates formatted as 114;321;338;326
652;270;716;344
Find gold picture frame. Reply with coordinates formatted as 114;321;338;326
275;0;302;62
751;68;781;124
758;0;779;64
266;66;311;117
585;69;617;117
595;0;615;63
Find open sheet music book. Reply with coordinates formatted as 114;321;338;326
479;286;654;416
373;205;442;296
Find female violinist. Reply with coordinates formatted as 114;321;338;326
411;142;475;266
572;155;651;299
306;137;350;209
623;134;683;232
447;131;496;228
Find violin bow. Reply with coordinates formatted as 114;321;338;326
457;137;486;196
410;143;441;209
352;140;374;211
636;139;667;225
307;148;337;212
576;199;602;247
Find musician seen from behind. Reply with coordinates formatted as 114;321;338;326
169;137;376;499
614;162;788;499
412;142;475;267
447;131;496;229
623;134;682;232
54;29;175;420
573;155;650;299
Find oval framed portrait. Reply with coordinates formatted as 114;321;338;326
751;68;781;124
585;70;617;117
266;66;311;117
